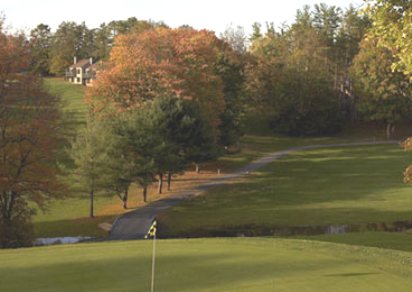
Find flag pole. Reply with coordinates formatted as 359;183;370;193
151;232;156;292
149;221;157;292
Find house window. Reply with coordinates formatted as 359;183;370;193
77;69;81;74
77;77;80;83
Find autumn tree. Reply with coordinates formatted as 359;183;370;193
89;27;228;142
350;36;412;138
367;1;412;182
368;0;412;76
0;20;61;247
93;18;166;61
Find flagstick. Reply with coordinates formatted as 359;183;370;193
151;231;156;292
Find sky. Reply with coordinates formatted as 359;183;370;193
1;0;365;35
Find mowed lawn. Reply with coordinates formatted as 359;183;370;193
159;144;412;236
44;77;87;137
2;238;412;291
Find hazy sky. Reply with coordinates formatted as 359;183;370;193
2;0;364;35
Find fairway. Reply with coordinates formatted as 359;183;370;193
1;238;412;291
44;78;87;129
159;144;412;236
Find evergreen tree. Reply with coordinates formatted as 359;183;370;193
66;116;112;217
29;23;52;75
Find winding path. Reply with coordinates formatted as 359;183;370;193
108;140;399;240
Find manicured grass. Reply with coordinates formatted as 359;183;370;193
44;77;87;136
33;195;117;238
215;134;374;172
32;134;365;238
159;144;412;236
294;231;412;253
2;238;412;291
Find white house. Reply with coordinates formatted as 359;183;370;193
65;57;102;86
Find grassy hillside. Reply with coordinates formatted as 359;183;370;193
159;144;412;236
44;77;87;135
2;238;412;291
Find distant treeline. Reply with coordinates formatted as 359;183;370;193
29;17;168;75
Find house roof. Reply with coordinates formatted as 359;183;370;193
89;62;104;71
69;59;92;69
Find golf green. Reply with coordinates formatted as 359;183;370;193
1;238;412;291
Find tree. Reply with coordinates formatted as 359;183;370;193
88;27;226;142
246;23;342;136
215;49;246;147
93;19;166;61
49;21;94;75
29;23;52;75
313;3;342;49
0;19;61;247
116;98;179;196
113;96;217;198
336;5;370;68
368;0;412;76
220;25;247;54
350;36;412;138
66;116;112;217
250;22;263;42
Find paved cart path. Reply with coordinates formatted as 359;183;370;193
108;140;398;240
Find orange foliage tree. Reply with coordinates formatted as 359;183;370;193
0;19;61;247
88;27;227;139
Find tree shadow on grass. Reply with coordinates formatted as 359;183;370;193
323;272;380;277
33;215;116;238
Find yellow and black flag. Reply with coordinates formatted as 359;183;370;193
145;220;157;239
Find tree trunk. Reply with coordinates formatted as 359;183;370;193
158;173;163;195
143;186;147;203
89;190;94;218
167;172;172;191
122;188;128;209
195;163;200;174
386;122;393;139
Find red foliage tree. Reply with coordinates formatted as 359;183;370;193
0;19;61;247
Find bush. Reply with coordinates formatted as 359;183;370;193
0;207;35;248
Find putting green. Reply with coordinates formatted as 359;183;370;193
1;238;412;291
